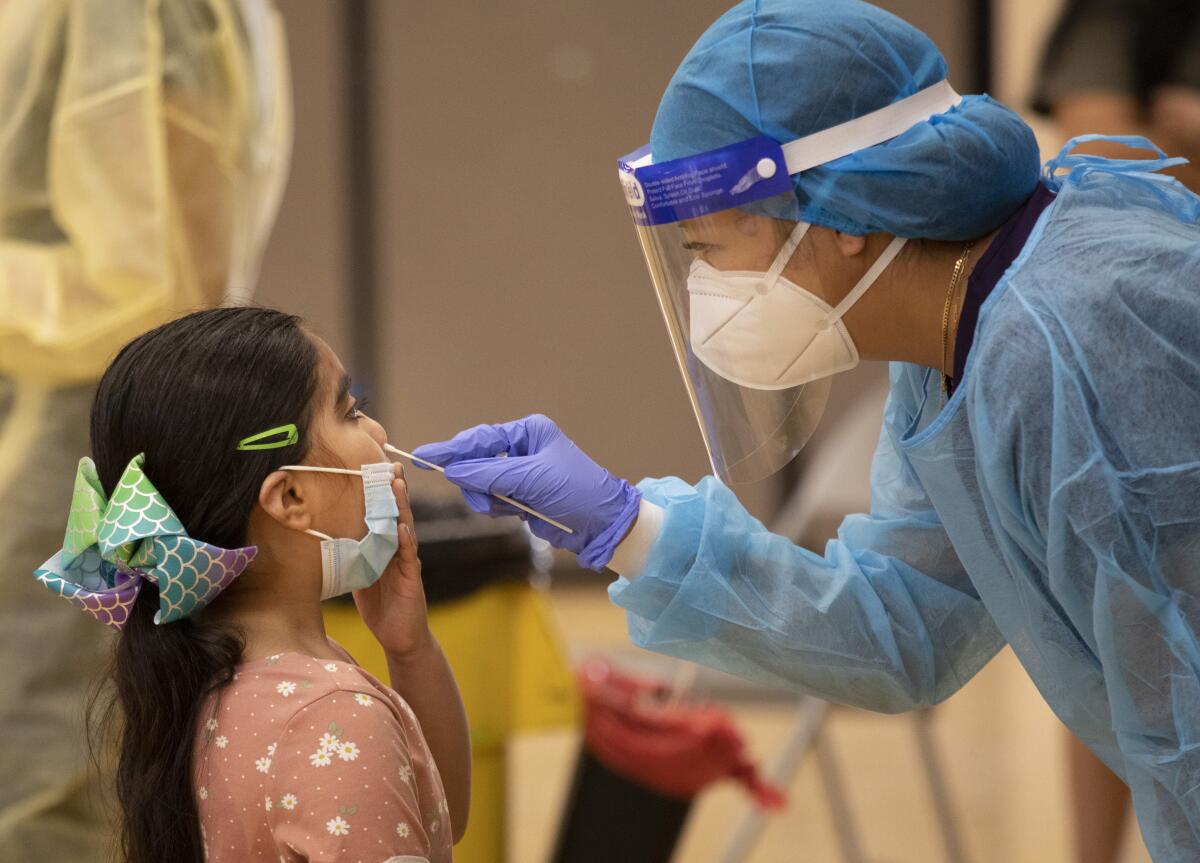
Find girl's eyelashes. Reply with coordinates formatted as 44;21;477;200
347;397;369;421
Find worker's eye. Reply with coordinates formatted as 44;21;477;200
682;241;714;253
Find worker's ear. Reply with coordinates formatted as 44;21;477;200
833;231;869;257
733;213;766;237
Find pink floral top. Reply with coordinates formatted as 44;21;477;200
194;652;452;862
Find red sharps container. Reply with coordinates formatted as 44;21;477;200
551;659;783;863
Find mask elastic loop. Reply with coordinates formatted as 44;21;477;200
762;221;812;289
279;465;363;477
823;236;908;324
305;528;334;542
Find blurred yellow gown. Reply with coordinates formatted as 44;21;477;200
0;1;290;858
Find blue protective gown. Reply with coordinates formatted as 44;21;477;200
609;150;1200;860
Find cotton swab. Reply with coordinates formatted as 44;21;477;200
384;444;575;535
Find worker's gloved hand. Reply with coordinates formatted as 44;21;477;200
412;414;641;570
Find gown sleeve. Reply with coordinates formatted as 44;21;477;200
1019;314;1200;859
609;390;1006;713
1083;470;1200;859
966;164;1200;861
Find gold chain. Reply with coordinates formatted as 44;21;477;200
940;242;975;395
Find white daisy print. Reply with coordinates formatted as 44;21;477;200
276;681;297;697
267;742;277;756
255;757;272;774
206;718;218;731
310;750;332;768
337;741;360;762
353;693;374;707
215;736;228;749
198;786;209;800
264;796;273;811
396;821;411;838
326;816;350;837
317;732;340;752
324;663;339;672
398;765;414;784
280;793;298;810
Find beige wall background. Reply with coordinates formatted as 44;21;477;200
258;2;351;351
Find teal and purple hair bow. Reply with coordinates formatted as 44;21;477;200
34;455;256;629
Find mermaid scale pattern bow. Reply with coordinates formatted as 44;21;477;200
34;455;257;629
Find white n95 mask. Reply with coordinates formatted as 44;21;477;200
280;462;400;599
687;222;907;390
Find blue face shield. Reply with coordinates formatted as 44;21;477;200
617;82;964;485
616;0;1041;485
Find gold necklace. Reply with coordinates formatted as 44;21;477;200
940;242;974;396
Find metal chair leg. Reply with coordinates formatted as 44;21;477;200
714;697;829;863
912;710;972;863
813;729;869;863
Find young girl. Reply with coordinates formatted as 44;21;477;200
35;307;469;862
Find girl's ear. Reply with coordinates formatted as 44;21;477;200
257;471;312;532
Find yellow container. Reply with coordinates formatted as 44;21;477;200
324;580;580;863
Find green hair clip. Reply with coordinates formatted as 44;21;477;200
237;423;299;452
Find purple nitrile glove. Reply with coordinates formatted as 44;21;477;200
412;414;641;570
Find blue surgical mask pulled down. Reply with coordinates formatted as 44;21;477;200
280;462;399;599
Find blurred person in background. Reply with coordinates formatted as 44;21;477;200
0;1;290;858
1035;3;1200;860
1037;0;1200;190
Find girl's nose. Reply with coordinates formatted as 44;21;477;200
365;414;388;447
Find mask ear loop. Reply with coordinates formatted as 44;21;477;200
278;466;361;543
279;465;364;477
761;221;812;291
818;236;908;329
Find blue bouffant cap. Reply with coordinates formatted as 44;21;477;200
650;0;1041;240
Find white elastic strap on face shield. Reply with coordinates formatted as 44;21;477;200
781;80;962;175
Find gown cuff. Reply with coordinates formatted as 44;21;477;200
606;498;665;578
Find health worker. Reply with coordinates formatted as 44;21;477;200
414;2;1200;858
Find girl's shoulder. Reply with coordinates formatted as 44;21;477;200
203;652;414;737
195;654;450;862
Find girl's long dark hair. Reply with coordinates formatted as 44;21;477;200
89;307;319;863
